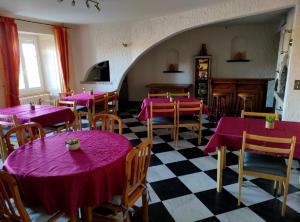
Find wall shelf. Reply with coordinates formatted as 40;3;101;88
162;70;184;73
226;59;250;62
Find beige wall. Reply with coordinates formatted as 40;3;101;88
127;24;279;102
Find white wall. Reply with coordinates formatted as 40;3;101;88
127;24;279;102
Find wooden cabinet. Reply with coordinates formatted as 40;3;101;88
146;83;192;94
210;79;271;114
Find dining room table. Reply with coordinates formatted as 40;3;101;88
3;130;132;221
61;91;106;108
0;104;75;127
205;116;300;192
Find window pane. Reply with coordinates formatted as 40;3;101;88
22;41;41;88
19;63;25;89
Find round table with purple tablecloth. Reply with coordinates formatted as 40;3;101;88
4;130;132;214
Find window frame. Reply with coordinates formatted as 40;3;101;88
18;33;45;96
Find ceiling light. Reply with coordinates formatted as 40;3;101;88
58;0;101;12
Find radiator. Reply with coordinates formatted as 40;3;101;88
19;93;54;105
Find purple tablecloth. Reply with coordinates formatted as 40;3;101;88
4;131;132;214
62;91;105;108
205;117;300;159
0;105;75;127
137;97;209;121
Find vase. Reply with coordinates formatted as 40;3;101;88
66;142;80;151
265;121;274;129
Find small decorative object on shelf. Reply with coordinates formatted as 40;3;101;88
265;116;275;129
199;44;208;56
90;90;94;95
29;102;35;111
65;138;80;150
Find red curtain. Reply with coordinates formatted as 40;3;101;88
0;16;20;107
54;26;70;92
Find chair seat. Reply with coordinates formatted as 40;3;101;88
178;115;198;124
76;105;87;112
27;207;68;222
243;152;287;177
152;117;174;125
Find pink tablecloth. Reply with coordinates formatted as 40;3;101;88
4;131;132;214
0;105;75;127
137;97;209;121
62;91;105;108
205;117;300;159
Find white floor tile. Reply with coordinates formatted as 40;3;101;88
190;156;218;171
130;125;148;132
178;131;198;140
153;128;170;136
289;169;300;189
135;184;161;207
228;165;255;180
122;118;139;123
141;136;164;144
163;194;213;222
156;151;186;164
224;181;274;206
179;172;217;193
147;165;176;183
217;207;265;222
168;140;195;150
123;133;138;140
279;191;300;214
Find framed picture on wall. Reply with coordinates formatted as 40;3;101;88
194;56;212;104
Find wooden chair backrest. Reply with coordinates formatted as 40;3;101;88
4;122;45;156
148;92;168;98
92;114;123;135
241;110;279;120
106;91;118;101
0;114;18;128
0;125;7;161
0;170;31;222
177;101;202;121
122;139;152;206
169;92;190;98
58;90;74;99
92;95;107;115
241;131;296;178
150;102;176;123
57;100;77;112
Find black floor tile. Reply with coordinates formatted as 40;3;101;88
195;188;244;215
202;129;215;137
205;168;240;186
196;216;220;222
125;121;144;127
150;154;163;166
187;138;201;146
150;178;192;201
134;131;148;138
224;152;239;166
129;139;142;147
178;147;205;159
249;199;300;222
149;202;175;222
157;134;174;142
122;128;133;134
152;143;174;153
166;160;201;176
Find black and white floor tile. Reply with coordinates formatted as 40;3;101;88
117;109;300;222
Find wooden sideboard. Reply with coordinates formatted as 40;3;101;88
210;78;272;114
146;83;192;94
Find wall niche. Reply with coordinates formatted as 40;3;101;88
163;49;183;73
227;36;250;62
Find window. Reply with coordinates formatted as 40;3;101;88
19;34;44;94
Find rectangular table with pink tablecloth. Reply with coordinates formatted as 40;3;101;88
0;104;75;127
61;91;106;108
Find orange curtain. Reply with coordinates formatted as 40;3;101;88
54;26;70;92
0;16;20;107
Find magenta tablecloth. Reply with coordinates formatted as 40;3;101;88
4;131;132;214
62;91;105;108
0;105;75;127
137;97;209;121
205;117;300;159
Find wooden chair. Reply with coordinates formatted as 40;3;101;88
92;114;123;135
78;95;107;130
149;102;176;142
58;90;74;99
0;170;66;222
241;110;279;120
238;131;296;216
176;101;202;146
58;100;79;130
0;114;18;129
4;122;45;157
93;139;152;222
106;91;118;114
168;92;190;98
147;92;168;98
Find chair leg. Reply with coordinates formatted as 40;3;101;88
175;126;179;146
198;125;202;145
277;181;282;196
281;181;289;216
192;126;195;138
238;172;243;206
142;190;149;222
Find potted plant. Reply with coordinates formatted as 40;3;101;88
65;138;80;150
265;116;275;129
29;102;35;110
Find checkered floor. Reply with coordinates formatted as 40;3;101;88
114;109;300;222
1;108;300;222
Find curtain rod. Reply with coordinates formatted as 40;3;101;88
15;18;72;29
